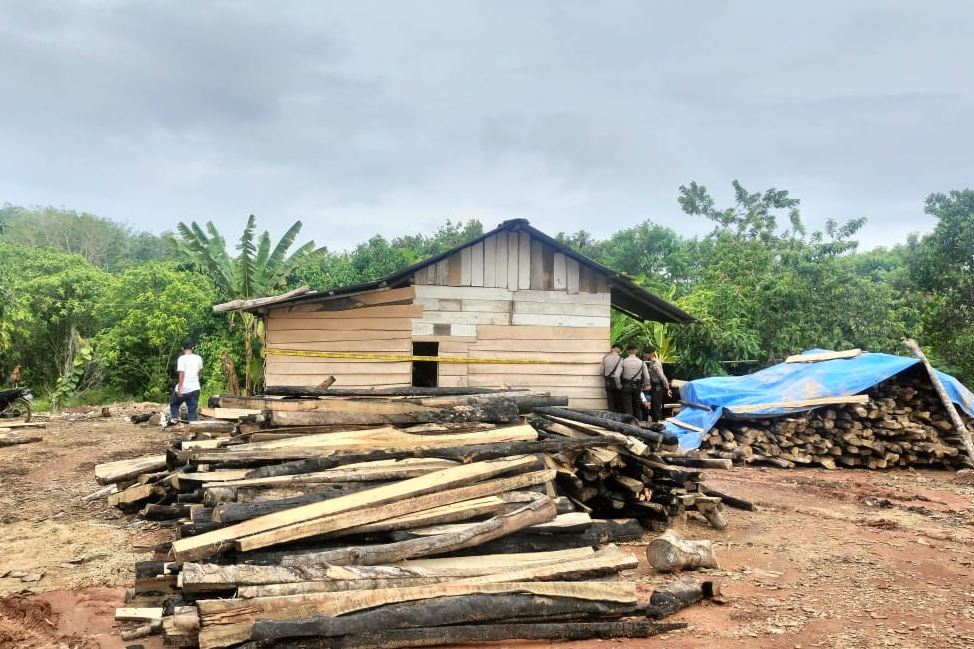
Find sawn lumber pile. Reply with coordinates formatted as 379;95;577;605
94;387;737;647
696;369;974;470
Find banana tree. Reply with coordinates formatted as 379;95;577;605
610;312;679;364
171;216;325;393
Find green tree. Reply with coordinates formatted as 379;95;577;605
0;242;112;388
0;204;177;271
95;263;217;400
171;216;325;392
908;190;974;383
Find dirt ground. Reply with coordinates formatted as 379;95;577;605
1;415;973;649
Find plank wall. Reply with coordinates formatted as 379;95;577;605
263;287;415;388
413;284;610;409
264;231;612;407
412;231;609;295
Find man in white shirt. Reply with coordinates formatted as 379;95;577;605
169;340;203;422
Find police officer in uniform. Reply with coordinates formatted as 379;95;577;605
601;343;624;412
612;343;650;417
642;346;671;422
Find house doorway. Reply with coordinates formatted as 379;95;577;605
411;342;439;387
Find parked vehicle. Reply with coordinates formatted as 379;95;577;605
0;386;33;423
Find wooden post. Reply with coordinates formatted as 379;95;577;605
902;338;974;464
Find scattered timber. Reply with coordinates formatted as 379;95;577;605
695;368;974;471
102;386;741;647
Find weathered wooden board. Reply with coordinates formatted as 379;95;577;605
785;349;863;363
196;581;637;648
494;232;509;289
566;257;580;294
553;252;567;290
95;455;167;485
460;247;472;286
507;231;519;289
471;241;484;286
518;232;531;289
512;313;611;328
261;338;412;352
172;456;539;562
435;259;449;285
483;236;497;287
265;317;414;332
274;305;423;320
413;285;513;301
235;470;555;555
477;325;609;340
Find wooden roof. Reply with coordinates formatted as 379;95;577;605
230;219;694;324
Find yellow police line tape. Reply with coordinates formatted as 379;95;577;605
263;348;590;365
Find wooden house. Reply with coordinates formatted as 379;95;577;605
228;219;693;409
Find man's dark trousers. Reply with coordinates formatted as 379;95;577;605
605;384;624;413
648;384;665;422
170;390;200;422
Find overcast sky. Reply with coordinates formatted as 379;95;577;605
1;1;971;251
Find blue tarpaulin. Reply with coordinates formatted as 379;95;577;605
665;350;974;451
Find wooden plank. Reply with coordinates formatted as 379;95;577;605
237;548;596;596
107;483;156;507
264;374;409;388
115;607;163;622
413;285;514;301
266;328;411;343
285;288;416;313
447;253;462;287
494;232;508;289
265;317;413;332
463;373;603;387
553;253;567;291
466;364;597;375
460;299;513;313
477;325;609;340
542;245;555;290
578;265;593;293
415;311;510;326
471;242;485;286
513;290;610;305
529;239;544;290
235;471;556;555
469;339;608;353
518;232;531;289
460;247;472;286
172;456;539;562
197;407;262;420
566;257;580;294
507;231;519;290
263;361;410;375
270;304;423;320
512;313;611;328
426;264;436;285
726;394;871;413
260;340;411;353
785;349;863;363
251;620;670;648
95;455;167;485
483;236;497;287
435;259;449;285
196;580;635;648
513;301;609;317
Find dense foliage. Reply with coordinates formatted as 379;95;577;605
0;185;970;406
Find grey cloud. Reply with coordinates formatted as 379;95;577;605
0;1;970;250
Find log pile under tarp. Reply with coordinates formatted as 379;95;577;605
95;388;738;647
694;368;974;470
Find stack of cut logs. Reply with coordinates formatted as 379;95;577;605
94;386;740;648
696;369;974;470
